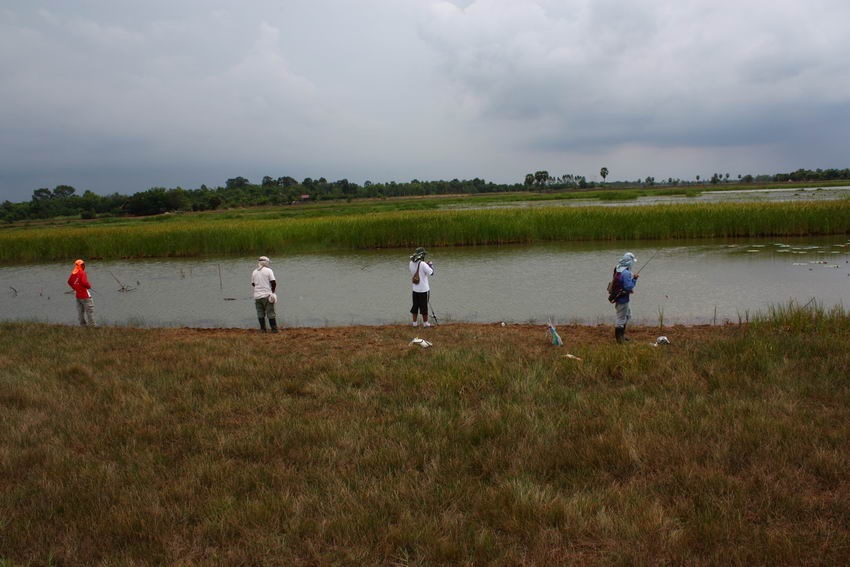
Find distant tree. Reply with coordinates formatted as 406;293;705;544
696;175;700;183
225;176;250;189
261;176;275;187
336;178;355;196
534;170;549;187
32;188;53;201
524;173;535;187
1;200;29;223
165;188;191;211
711;173;720;185
53;185;76;199
600;167;609;183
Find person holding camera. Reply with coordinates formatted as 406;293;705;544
408;247;434;327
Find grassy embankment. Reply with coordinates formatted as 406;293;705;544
9;180;849;229
2;199;850;264
1;303;848;564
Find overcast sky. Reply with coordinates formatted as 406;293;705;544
2;0;849;201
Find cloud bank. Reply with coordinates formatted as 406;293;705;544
1;0;848;200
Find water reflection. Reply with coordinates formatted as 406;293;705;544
1;237;848;328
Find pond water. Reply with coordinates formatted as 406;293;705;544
1;237;848;328
443;185;850;209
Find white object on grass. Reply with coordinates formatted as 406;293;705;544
409;337;432;348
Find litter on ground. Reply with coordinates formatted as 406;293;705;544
546;321;564;346
561;354;583;362
409;337;432;348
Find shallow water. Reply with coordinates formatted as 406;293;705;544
1;237;848;328
442;185;850;209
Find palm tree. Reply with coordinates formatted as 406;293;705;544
600;167;609;183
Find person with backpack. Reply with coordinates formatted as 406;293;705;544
251;255;278;333
409;247;435;327
609;252;639;343
67;258;96;326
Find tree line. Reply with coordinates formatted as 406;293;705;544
0;176;526;221
2;167;848;222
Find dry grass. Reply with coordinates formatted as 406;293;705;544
1;318;848;565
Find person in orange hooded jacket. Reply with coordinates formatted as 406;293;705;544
67;259;96;326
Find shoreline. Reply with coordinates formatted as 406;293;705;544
3;319;731;347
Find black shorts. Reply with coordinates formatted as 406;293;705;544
410;291;428;315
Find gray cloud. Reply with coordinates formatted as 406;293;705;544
1;0;849;201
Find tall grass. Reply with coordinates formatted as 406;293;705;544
1;315;848;564
753;298;849;333
1;199;849;263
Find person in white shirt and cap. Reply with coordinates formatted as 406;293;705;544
251;255;278;333
409;247;435;327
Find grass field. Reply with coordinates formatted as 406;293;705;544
1;303;848;564
2;199;850;264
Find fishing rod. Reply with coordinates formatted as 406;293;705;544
636;249;661;275
427;290;440;326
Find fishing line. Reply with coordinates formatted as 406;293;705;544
636;249;661;275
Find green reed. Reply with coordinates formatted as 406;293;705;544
2;200;849;263
753;299;850;333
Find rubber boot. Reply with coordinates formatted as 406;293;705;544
258;318;267;332
269;318;278;333
622;324;631;342
615;326;625;344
